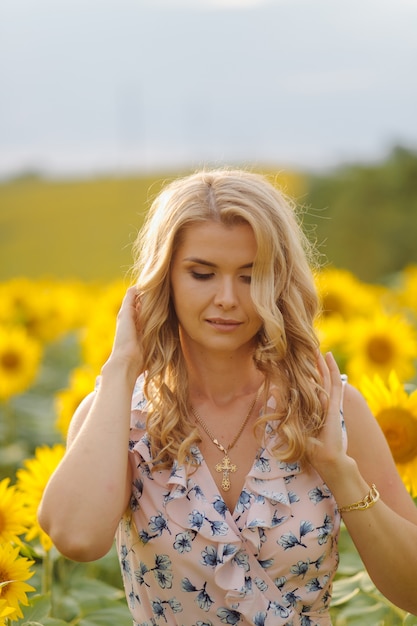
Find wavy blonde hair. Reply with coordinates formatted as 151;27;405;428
132;168;324;470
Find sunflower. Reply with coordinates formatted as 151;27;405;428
0;478;29;544
55;365;97;439
360;371;417;496
0;543;34;621
15;444;66;552
0;277;91;343
343;310;417;385
24;279;92;342
392;264;417;319
0;598;15;622
0;325;42;401
314;313;347;362
0;278;34;325
314;267;384;321
81;280;126;371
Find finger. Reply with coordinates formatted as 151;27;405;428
316;353;331;412
324;352;342;392
323;352;343;416
317;352;330;388
120;287;141;319
124;285;139;306
114;288;140;335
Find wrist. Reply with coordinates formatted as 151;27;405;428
337;484;380;514
316;456;374;511
313;452;357;484
101;355;140;389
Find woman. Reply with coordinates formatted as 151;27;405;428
39;169;417;625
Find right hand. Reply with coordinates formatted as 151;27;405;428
106;286;144;377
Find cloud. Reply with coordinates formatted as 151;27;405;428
138;0;274;8
0;0;416;176
283;69;381;96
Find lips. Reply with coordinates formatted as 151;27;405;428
206;318;242;329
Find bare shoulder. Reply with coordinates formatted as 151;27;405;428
343;383;417;522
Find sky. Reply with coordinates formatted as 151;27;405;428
1;0;417;178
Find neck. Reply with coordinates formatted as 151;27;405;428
178;329;263;403
186;355;263;406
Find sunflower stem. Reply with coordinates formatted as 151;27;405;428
41;549;53;602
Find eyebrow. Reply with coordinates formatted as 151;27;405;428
183;257;253;269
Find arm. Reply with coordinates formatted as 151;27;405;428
38;287;143;562
309;352;417;615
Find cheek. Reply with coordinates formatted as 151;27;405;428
248;302;263;327
169;282;181;322
170;282;195;319
253;319;264;335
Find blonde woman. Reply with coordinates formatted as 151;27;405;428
39;170;417;625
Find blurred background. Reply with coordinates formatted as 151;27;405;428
1;0;417;282
2;3;417;623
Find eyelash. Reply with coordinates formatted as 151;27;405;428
191;271;214;281
190;271;251;284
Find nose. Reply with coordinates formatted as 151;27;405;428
213;277;238;309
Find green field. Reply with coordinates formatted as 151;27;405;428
0;168;307;282
2;147;417;283
0;173;172;281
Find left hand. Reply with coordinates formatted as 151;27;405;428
306;352;346;476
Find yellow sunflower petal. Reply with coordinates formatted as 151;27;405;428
16;444;66;551
0;325;42;400
54;365;97;439
344;311;417;385
0;478;30;544
360;372;417;496
0;597;16;620
314;267;384;321
0;544;34;620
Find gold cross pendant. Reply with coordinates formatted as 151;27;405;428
215;454;237;491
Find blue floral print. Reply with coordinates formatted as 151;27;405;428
115;378;346;626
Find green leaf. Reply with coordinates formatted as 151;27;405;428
52;594;82;622
77;605;132;626
16;594;52;622
55;577;125;615
331;571;365;606
21;617;68;626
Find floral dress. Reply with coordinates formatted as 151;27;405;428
115;376;346;626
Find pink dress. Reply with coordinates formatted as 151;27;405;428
115;376;346;626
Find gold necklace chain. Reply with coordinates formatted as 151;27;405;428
190;384;264;492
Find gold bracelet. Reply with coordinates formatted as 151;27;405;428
337;484;380;514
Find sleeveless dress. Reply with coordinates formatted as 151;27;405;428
114;375;347;626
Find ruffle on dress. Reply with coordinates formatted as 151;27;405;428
130;430;333;626
124;380;339;625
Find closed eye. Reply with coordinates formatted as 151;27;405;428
190;271;214;280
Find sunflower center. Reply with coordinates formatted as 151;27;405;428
378;408;417;464
366;336;394;365
322;294;346;318
0;350;21;371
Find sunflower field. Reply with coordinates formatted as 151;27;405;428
0;265;417;626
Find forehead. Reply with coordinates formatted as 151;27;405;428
176;221;257;261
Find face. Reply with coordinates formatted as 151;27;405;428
170;221;263;357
